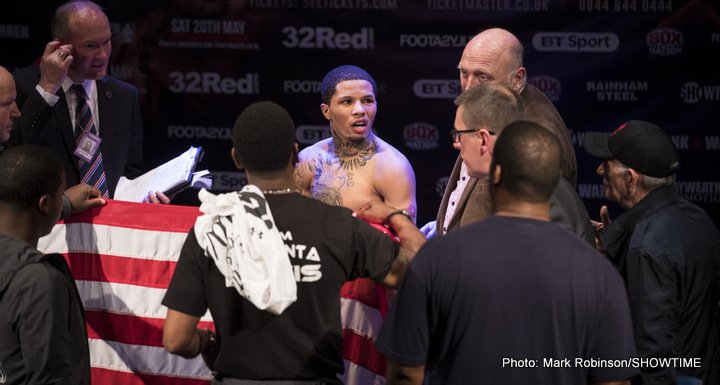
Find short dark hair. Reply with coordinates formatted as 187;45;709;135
232;101;296;171
491;120;561;202
51;0;105;41
0;145;63;210
454;83;524;135
320;65;377;104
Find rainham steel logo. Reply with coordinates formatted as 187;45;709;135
586;80;648;101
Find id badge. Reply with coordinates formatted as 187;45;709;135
74;131;102;163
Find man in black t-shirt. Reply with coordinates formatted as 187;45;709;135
161;101;425;384
376;121;638;385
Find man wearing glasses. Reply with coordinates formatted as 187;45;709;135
449;83;594;245
422;28;579;238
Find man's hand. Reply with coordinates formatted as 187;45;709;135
144;191;171;204
419;221;437;238
38;41;73;95
354;200;395;225
591;205;611;251
64;183;106;215
199;329;220;371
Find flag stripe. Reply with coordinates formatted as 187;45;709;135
341;297;383;339
340;361;386;385
62;199;199;231
40;223;190;262
341;279;390;317
91;368;211;385
89;339;212;379
75;280;212;322
86;311;214;347
342;330;387;375
66;252;177;288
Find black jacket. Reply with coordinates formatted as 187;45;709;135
600;185;720;385
11;66;144;197
0;234;90;385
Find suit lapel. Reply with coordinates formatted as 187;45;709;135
447;176;478;232
96;77;113;140
436;156;463;235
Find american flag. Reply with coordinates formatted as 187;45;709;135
38;199;389;385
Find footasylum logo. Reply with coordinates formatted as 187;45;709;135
647;28;683;56
403;123;439;150
168;125;231;139
284;80;322;94
532;32;619;52
680;82;720;104
399;34;471;48
413;79;462;99
528;76;561;102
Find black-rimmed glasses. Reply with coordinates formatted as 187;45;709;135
450;128;495;143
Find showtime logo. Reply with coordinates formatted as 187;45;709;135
403;123;439;150
647;28;683;56
532;32;619;52
281;26;374;49
528;76;561;102
296;125;331;145
680;82;720;104
413;79;462;99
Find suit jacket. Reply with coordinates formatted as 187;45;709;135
10;67;143;197
436;83;582;237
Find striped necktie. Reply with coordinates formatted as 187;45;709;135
71;84;109;198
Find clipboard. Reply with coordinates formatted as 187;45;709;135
114;146;204;202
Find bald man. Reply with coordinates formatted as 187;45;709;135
2;65;105;217
0;67;21;147
427;28;579;238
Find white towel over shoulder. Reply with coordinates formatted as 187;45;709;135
194;186;296;315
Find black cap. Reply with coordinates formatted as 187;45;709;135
583;120;679;177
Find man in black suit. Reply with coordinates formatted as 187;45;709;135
10;1;164;202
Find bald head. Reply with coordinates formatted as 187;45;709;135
51;0;107;41
458;28;526;92
0;66;12;89
0;66;20;143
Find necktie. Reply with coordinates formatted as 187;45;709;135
71;84;109;198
